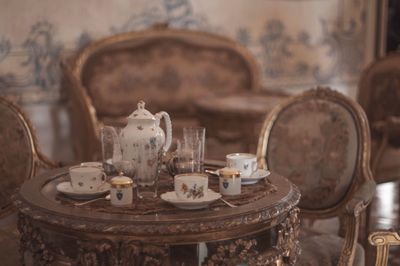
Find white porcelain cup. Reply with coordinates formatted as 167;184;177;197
69;166;107;192
174;173;208;201
226;153;258;177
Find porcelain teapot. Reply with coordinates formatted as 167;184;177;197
119;101;172;184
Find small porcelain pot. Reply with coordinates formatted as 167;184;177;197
174;173;208;201
218;167;241;196
110;175;134;206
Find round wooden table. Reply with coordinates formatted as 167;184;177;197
15;165;300;265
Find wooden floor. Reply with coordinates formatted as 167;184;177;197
2;102;399;265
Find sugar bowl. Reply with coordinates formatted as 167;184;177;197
218;167;241;196
110;174;134;206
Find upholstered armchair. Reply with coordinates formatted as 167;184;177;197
61;24;261;162
369;230;400;266
358;52;400;182
257;87;376;265
0;96;57;264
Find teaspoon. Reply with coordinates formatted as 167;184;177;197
74;194;111;206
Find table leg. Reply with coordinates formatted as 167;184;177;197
277;207;300;265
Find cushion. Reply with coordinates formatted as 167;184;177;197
82;38;253;117
297;234;364;266
266;98;358;210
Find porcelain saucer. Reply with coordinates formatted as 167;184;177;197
161;189;221;210
241;169;271;185
209;169;270;185
56;182;111;200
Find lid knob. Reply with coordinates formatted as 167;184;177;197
138;100;145;110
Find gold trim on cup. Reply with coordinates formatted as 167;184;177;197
218;167;241;179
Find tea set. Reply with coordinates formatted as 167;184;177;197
56;100;271;210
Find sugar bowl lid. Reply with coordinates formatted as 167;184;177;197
218;167;241;178
128;100;156;120
110;174;134;189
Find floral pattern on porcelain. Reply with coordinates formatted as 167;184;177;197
180;183;205;200
120;101;172;186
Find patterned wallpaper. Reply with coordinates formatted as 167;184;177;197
0;0;376;102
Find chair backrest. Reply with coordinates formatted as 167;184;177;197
0;97;54;217
257;87;371;216
358;52;400;145
66;25;260;118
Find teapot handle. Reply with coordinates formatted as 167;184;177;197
156;111;172;153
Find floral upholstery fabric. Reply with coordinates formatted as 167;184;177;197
0;103;33;210
82;39;253;117
297;234;364;266
267;99;358;210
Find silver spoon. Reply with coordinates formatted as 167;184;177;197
220;198;237;208
205;169;218;176
74;194;111;206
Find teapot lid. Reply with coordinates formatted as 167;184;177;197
128;101;156;120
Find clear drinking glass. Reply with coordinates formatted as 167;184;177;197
175;139;202;174
182;127;206;172
134;141;162;199
101;126;122;176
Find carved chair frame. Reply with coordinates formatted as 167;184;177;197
256;87;376;265
0;97;56;217
62;24;261;161
369;230;400;266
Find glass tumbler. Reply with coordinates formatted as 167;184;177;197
182;127;206;172
134;141;163;199
100;126;122;176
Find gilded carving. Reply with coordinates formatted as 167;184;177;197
18;213;54;266
77;240;169;266
369;231;400;266
77;239;117;266
121;241;169;266
277;207;300;266
204;238;281;266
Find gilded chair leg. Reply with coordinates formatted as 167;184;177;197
375;245;390;266
369;231;400;266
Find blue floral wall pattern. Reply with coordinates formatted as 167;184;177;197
0;0;376;102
